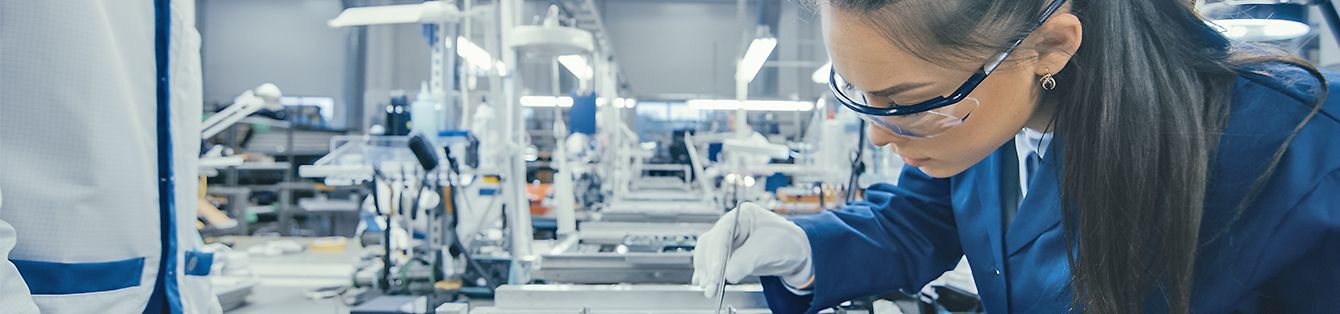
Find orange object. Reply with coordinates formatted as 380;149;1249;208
525;183;552;216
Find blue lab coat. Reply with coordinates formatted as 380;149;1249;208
761;62;1340;313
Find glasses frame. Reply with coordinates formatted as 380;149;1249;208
829;0;1069;117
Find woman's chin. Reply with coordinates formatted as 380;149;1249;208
915;162;970;178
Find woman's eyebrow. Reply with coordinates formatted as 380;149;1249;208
867;81;933;97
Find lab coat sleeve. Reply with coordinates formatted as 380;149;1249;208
761;166;961;314
0;190;41;313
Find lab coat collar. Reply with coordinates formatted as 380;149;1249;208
1005;135;1065;257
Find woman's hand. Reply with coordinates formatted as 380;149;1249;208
692;202;813;299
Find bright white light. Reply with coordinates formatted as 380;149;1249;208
812;61;831;84
815;97;826;110
495;61;510;76
594;97;635;108
736;37;778;83
522;96;633;108
1210;19;1309;42
686;99;814;112
608;98;635;109
1263;20;1310;38
520;96;574;108
557;55;593;81
1226;25;1249;39
457;37;493;70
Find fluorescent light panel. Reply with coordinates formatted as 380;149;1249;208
521;96;636;108
735;37;777;82
686;99;813;112
520;96;571;108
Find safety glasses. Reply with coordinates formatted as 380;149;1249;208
828;0;1068;138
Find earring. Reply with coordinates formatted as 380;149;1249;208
1040;70;1057;91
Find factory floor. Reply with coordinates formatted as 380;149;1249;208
228;284;348;314
214;236;358;313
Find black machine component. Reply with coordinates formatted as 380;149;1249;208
408;133;439;172
385;94;411;136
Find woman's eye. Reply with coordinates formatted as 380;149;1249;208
882;95;914;108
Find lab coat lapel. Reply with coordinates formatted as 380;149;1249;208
1006;140;1063;256
974;144;1011;265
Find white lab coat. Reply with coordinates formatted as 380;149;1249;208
0;1;220;313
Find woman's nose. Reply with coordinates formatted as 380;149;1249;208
867;124;908;147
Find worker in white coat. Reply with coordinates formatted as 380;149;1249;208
0;1;221;313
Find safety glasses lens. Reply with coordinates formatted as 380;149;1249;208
859;97;979;138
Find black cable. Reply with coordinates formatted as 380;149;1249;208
399;167;409;219
846;119;867;203
369;169;392;292
441;147;494;292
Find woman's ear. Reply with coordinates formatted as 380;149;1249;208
1033;12;1083;76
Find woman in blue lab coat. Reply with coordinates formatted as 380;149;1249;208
691;0;1339;313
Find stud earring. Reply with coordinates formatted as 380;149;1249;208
1040;70;1057;91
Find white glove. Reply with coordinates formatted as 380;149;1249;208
692;202;813;299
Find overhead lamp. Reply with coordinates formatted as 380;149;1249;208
508;5;596;57
736;36;778;83
557;55;594;81
687;99;813;112
812;61;831;84
456;37;495;71
1201;0;1313;42
327;1;471;27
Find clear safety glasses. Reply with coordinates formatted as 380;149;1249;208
828;0;1068;138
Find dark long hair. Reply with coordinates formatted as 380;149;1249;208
822;0;1325;312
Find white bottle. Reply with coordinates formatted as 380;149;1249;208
410;81;441;138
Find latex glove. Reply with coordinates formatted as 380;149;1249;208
692;202;813;299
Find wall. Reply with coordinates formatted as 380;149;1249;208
599;0;827;100
199;0;351;127
600;0;746;99
200;0;438;130
198;0;829;131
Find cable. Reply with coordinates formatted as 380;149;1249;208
441;147;495;292
845;119;867;203
409;171;430;235
369;168;392;292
